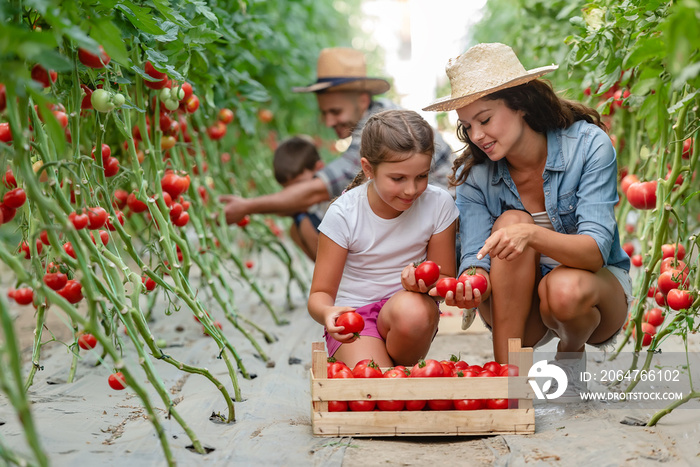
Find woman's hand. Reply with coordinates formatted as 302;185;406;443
477;223;533;261
325;307;360;343
400;263;433;294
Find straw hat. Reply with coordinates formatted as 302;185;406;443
423;43;558;112
292;47;390;95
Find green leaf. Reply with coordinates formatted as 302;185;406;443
183;25;221;45
115;1;165;35
681;190;699;206
192;1;219;27
90;19;131;66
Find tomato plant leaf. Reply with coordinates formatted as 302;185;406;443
191;1;220;27
183;25;221;45
151;0;193;28
90;19;131;66
115;2;165;36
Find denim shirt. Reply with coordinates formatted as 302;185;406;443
456;120;630;275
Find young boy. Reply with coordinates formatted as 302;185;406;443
273;135;327;261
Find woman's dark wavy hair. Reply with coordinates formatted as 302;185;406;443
448;79;605;187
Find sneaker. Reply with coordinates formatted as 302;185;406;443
461;308;476;330
546;351;590;403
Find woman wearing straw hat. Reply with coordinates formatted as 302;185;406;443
425;43;632;400
220;48;453;261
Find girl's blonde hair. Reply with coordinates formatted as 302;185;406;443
345;109;435;191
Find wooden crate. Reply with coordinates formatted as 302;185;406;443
310;338;535;437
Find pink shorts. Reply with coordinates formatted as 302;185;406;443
324;298;389;357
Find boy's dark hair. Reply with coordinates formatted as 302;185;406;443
273;136;321;185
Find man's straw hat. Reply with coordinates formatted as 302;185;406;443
423;43;558;112
292;47;390;95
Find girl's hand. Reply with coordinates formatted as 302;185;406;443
325;307;360;343
428;279;482;309
400;263;433;294
477;223;533;261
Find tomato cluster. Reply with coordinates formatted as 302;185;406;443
326;356;518;412
435;270;488;298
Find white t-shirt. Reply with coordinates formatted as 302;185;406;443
319;183;459;308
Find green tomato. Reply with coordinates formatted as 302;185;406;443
91;89;115;113
156;338;167;348
112;93;125;107
163;98;179;111
170;86;185;101
159;88;171;102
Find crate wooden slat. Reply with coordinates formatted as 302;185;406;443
310;338;535;437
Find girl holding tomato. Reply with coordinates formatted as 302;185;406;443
307;110;459;368
423;44;633;399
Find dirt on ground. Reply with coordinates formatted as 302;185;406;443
1;252;699;466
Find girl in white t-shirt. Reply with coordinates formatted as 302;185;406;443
308;110;459;368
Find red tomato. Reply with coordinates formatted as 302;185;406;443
377;399;405;411
13;287;34;305
127;193;148;213
218;108;235;124
237;215;250;227
415;260;440;287
40;230;51;246
654;291;667;307
384;367;409;378
439;360;456;377
161;172;191;198
457;369;480;378
336;311;364;336
106;211;125;231
621;242;634;257
486;399;509;410
477;370;497;378
482;361;502;375
44;271;68;291
142;275;157;292
682;137;693;159
410;359;445;378
78;46;111;68
19;239;43;259
404;399;427;411
58;280;83;304
666;289;694;311
78;333;98;350
3;188;26;209
619;174;639;195
31;64;57;88
661;243;686;261
331;367;353;379
644;308;664;327
63;241;76;259
108;372;127;390
348;400;376;411
458;271;488;294
69;211;89;230
352;360;383;379
631;254;643;267
657;270;688;295
3;169;16;188
435;277;458;298
182;94;200;113
454;399;484;410
104;157;120;177
660;258;687;275
427;399;454;411
328;400;348;412
0;122;11;143
499;364;519;377
626;181;657;209
207;121;227;140
173;211;190;227
86;206;108;229
327;359;350;378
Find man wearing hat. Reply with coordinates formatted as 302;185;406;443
220;47;453;261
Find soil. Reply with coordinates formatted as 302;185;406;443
1;249;699;466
